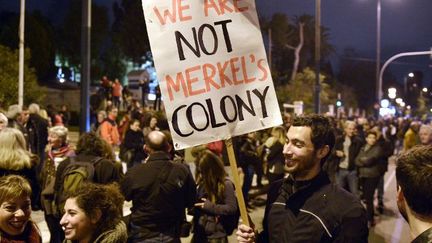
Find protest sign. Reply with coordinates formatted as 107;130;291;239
142;0;282;150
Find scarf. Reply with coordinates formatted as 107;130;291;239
48;144;74;161
0;222;41;243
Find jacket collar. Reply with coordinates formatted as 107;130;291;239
147;151;171;162
279;171;330;203
412;227;432;243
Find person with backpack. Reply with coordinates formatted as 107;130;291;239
192;150;238;243
60;182;127;243
121;131;196;242
40;126;75;243
54;132;123;217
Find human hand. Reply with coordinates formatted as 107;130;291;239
336;150;344;157
194;198;207;208
236;224;256;243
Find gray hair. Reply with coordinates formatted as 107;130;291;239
6;104;22;119
0;112;7;125
419;124;432;133
49;126;69;143
28;103;40;114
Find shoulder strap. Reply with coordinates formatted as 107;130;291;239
157;162;174;183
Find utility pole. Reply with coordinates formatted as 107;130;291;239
18;0;25;108
80;0;91;133
376;0;382;101
314;0;321;114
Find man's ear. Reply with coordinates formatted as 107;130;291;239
317;145;330;159
397;185;405;203
143;144;150;154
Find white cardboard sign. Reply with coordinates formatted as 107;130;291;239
142;0;282;150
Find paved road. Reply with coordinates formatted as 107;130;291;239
35;132;411;242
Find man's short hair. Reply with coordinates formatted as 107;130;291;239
396;145;432;218
292;114;335;164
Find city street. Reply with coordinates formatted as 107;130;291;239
33;134;411;243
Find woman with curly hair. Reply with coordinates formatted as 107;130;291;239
0;175;42;242
192;151;238;243
60;183;127;243
0;127;40;210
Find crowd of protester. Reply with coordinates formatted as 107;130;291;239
0;77;432;242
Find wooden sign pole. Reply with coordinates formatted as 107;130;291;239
225;138;250;226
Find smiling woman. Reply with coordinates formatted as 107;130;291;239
60;183;127;243
0;175;41;242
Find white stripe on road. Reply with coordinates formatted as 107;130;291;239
384;166;406;243
391;216;406;243
384;170;396;191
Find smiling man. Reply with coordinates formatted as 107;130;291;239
237;114;368;242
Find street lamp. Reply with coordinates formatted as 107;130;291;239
388;87;396;99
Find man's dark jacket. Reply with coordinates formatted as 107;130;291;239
259;172;368;243
121;151;196;239
331;135;364;171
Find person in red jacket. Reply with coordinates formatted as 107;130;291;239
112;78;123;109
100;107;120;147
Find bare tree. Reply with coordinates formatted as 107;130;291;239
285;22;304;81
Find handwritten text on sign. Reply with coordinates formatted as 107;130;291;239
142;0;282;149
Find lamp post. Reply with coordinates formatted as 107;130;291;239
80;0;91;133
314;0;321;114
18;0;25;107
376;0;382;101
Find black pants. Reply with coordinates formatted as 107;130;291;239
362;177;380;222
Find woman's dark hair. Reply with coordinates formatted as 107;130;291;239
197;150;227;203
68;183;124;241
76;132;105;156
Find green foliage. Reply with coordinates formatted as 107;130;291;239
26;12;56;80
0;45;45;108
99;42;127;82
0;11;56;81
275;68;331;113
112;0;151;64
57;0;110;81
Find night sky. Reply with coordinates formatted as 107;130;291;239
1;0;431;86
256;0;432;87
